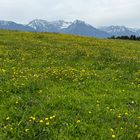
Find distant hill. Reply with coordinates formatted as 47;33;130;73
0;21;35;32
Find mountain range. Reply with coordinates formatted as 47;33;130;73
99;26;140;37
0;19;139;38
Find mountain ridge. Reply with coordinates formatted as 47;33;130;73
0;19;139;38
99;25;140;37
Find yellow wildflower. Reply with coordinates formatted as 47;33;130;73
96;100;99;103
45;118;49;121
112;135;116;138
50;116;55;119
125;112;128;115
25;129;29;132
32;117;35;121
30;116;36;121
6;117;10;120
32;117;36;121
39;90;43;93
117;114;121;118
46;122;50;125
39;120;43;123
76;120;80;123
110;128;114;132
10;128;13;131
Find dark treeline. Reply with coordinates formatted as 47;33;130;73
109;35;140;41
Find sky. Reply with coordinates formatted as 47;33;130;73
0;0;140;28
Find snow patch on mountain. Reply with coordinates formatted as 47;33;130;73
51;20;72;29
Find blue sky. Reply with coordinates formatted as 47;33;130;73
0;0;140;27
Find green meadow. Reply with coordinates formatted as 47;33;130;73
0;30;140;140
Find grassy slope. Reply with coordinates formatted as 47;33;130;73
0;30;140;140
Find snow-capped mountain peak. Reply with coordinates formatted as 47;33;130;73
28;19;72;31
99;25;139;37
73;20;85;24
28;19;50;31
50;20;72;29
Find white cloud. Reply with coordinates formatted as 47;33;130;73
0;0;139;27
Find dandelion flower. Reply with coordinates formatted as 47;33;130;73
32;117;36;121
112;135;116;138
76;120;80;123
6;117;10;120
117;114;121;118
25;129;29;132
10;128;13;131
110;128;114;132
39;120;43;123
50;116;55;119
131;101;134;104
39;90;43;93
30;116;36;121
96;100;99;103
45;118;49;121
125;112;128;115
46;122;50;125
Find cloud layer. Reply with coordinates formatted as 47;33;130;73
0;0;140;27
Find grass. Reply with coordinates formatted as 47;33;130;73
0;30;140;140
